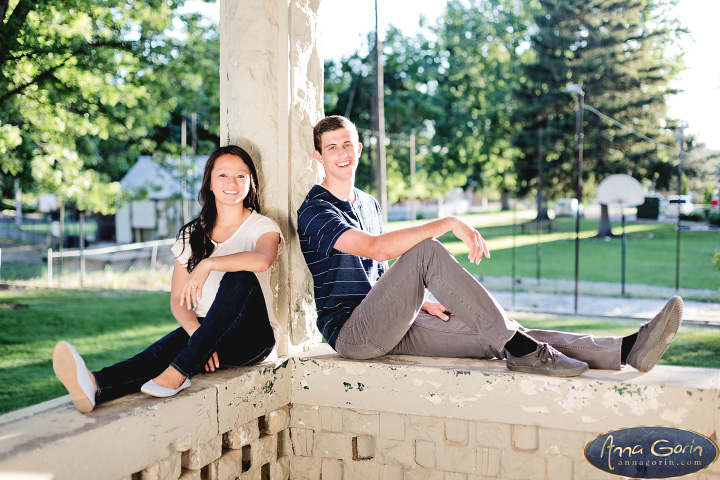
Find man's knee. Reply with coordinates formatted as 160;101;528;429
410;238;444;255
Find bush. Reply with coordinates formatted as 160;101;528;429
680;209;705;221
709;213;720;227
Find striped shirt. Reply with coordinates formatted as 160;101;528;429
297;185;385;347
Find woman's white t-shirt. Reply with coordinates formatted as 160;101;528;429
171;211;285;341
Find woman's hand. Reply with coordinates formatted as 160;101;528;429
205;352;220;372
180;259;214;310
422;300;451;321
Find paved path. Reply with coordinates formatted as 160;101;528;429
467;276;720;326
492;290;720;325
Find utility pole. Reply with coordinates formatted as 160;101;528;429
374;0;387;223
566;84;584;314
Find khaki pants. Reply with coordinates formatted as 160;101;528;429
334;239;621;370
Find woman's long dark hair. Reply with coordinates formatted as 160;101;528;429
177;145;261;272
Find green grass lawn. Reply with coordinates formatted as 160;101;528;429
0;288;176;415
426;215;720;290
511;311;720;369
1;287;718;415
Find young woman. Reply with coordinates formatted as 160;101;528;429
53;145;284;413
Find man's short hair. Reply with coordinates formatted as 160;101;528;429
313;115;359;152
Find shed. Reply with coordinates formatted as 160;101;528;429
115;155;208;244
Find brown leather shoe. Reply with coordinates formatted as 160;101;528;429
506;343;589;377
626;296;683;372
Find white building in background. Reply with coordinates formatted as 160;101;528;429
115;155;207;244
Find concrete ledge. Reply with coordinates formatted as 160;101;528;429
2;347;719;479
291;345;720;479
0;358;290;480
292;345;720;436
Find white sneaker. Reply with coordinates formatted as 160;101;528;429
140;378;191;398
53;341;96;413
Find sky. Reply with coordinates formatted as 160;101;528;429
187;0;719;150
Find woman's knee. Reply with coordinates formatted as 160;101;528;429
218;270;261;294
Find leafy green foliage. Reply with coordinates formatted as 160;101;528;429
324;0;687;211
0;288;176;414
512;0;685;198
0;0;219;212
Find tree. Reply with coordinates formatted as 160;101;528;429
0;0;217;213
513;0;686;236
324;27;443;203
429;0;535;209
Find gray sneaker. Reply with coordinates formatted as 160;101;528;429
626;296;683;372
506;343;589;377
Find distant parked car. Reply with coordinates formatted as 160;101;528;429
664;195;695;217
553;198;583;218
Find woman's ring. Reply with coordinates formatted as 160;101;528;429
191;285;196;289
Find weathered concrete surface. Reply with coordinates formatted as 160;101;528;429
292;345;720;438
2;350;719;479
213;359;291;432
0;358;289;480
0;382;217;480
219;0;323;357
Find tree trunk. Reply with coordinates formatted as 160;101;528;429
535;205;550;220
500;188;510;211
596;204;615;237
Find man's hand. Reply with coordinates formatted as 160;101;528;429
449;216;490;265
422;300;451;321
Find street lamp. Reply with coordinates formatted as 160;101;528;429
674;123;688;291
566;83;584;314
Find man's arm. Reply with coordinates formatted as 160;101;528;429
333;216;490;265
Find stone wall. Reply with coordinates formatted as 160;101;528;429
1;347;718;480
290;346;720;480
0;359;291;480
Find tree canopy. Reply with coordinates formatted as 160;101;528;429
0;0;219;213
324;0;692;218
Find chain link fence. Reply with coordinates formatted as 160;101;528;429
45;239;176;289
0;213;54;247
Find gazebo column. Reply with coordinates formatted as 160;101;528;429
219;0;323;354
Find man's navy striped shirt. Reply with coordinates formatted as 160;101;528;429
297;185;385;347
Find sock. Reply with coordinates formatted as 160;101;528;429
620;333;638;364
504;332;539;357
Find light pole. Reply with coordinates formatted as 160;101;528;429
566;83;584;314
674;124;688;291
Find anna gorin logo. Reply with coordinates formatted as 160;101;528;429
585;426;718;478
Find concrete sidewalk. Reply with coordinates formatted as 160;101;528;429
470;276;720;326
492;290;720;325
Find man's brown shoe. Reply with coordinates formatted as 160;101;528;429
507;343;589;377
626;296;683;372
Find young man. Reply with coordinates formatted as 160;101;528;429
297;115;683;376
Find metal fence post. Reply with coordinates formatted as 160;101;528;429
151;244;158;274
47;248;53;287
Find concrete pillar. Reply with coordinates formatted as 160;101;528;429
219;0;323;354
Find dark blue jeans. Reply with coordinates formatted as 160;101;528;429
93;271;276;403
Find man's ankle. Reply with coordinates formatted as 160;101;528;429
504;331;539;357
